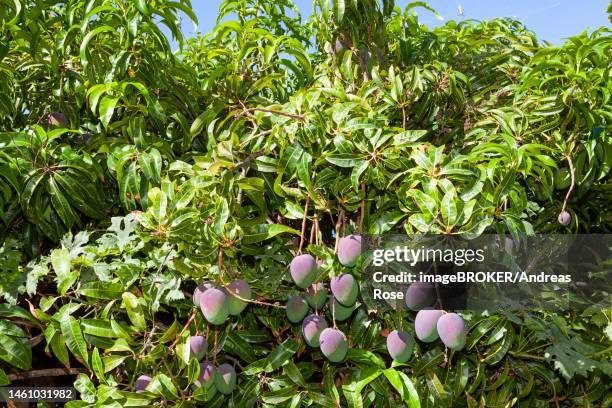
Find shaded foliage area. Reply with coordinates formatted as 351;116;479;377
0;0;610;406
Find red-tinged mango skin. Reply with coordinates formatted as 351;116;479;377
135;375;151;392
302;314;328;347
189;335;208;360
47;112;68;128
437;313;467;351
415;309;444;343
214;363;236;395
319;328;348;362
290;254;317;288
386;330;414;363
405;282;435;311
225;279;251;315
558;211;571;226
193;281;214;307
286;295;309;323
331;274;358;306
338;235;362;267
196;362;217;398
199;288;230;325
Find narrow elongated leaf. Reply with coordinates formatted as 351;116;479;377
51;248;76;295
243;224;300;244
60;314;89;368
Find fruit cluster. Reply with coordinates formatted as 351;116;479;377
133;233;469;395
134;336;236;396
287;235;362;362
400;282;468;357
287;234;469;365
134;279;252;395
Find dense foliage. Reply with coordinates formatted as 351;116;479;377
0;0;610;406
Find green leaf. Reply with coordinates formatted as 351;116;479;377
262;385;298;404
0;368;9;385
325;153;363;168
80;282;124;300
283;361;306;387
440;188;458;226
351;160;369;190
148;373;179;399
342;367;382;408
91;347;105;382
80;26;115;69
135;0;151;16
50;332;70;368
122;292;146;331
308;392;337;407
265;339;297;372
0;334;31;370
383;368;420;408
0;320;28;338
408;213;433;233
82;319;117;338
60;314;89;368
243;224;300;245
99;95;120;128
346;349;386;368
333;0;345;21
51;248;76;296
224;331;256;363
407;190;437;218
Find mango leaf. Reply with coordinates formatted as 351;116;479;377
383;368;420;408
122;292;146;331
0;334;32;370
60;314;89;368
265;338;298;372
51;248;76;296
99;95;120;127
243;224;300;244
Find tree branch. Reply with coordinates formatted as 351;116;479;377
8;368;87;381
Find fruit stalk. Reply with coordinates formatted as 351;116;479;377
359;183;365;233
298;194;310;254
334;208;345;254
561;154;575;213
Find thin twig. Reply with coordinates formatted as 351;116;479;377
334;208;345;254
248;107;305;122
213;328;218;364
234;149;266;170
168;309;197;351
508;351;547;361
29;333;44;348
225;290;286;309
359;183;365;234
205;323;210;362
331;295;337;329
217;247;224;285
309;219;315;245
298;195;310;254
223;355;244;370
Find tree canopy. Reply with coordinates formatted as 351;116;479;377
0;0;610;406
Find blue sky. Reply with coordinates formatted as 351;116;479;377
171;0;610;46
